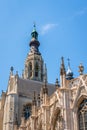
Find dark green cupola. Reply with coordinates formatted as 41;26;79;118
29;24;40;54
31;24;38;40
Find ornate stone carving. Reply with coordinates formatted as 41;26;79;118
54;113;64;130
78;63;84;75
85;80;87;86
82;75;87;81
69;79;82;88
80;86;86;94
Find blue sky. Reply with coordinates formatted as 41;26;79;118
0;0;87;93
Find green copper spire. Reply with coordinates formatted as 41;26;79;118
31;23;38;40
29;24;40;54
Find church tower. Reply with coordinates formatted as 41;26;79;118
24;25;45;82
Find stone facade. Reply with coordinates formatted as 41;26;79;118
0;92;6;130
13;74;87;130
0;25;87;130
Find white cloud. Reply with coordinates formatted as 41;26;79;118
41;23;58;35
69;7;87;20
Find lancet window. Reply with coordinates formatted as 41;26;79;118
35;62;39;77
23;104;31;120
78;99;87;130
29;62;32;77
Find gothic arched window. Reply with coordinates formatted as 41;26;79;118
35;62;39;77
78;99;87;130
23;104;31;120
29;62;32;77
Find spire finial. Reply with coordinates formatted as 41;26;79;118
10;66;14;72
29;24;40;54
61;57;65;67
60;57;66;75
31;23;38;40
61;56;64;64
43;63;47;82
10;66;14;76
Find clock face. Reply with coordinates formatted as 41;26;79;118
23;104;31;120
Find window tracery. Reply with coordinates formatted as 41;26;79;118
23;104;31;120
29;62;32;77
35;62;39;77
78;99;87;130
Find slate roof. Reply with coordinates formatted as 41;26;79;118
17;78;55;98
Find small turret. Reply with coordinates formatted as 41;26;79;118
66;59;73;80
43;63;48;83
43;79;48;95
60;57;66;87
32;91;37;106
55;78;60;89
60;57;66;75
42;79;48;105
10;66;14;76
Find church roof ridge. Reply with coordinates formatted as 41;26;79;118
18;77;55;86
